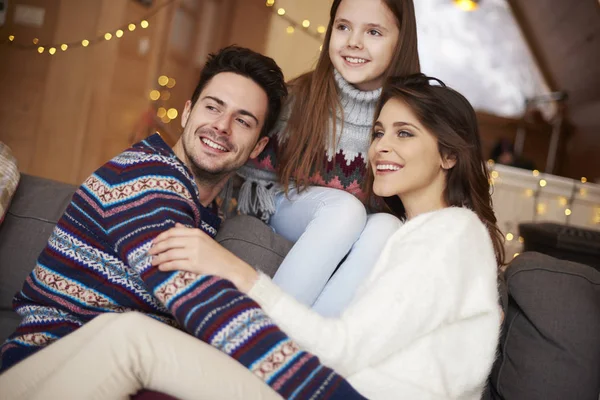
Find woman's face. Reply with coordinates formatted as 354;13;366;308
368;98;453;199
329;0;399;91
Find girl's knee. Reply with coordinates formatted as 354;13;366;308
317;189;367;221
365;213;402;233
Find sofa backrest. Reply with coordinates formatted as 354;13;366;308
0;174;76;312
489;251;600;400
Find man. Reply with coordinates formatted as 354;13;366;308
0;46;362;399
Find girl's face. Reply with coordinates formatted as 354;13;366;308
368;98;454;199
329;0;399;91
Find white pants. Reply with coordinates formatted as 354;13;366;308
0;312;282;400
270;187;401;317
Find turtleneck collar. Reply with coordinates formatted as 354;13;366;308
333;69;382;127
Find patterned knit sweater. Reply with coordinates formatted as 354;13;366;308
0;135;364;400
237;70;381;219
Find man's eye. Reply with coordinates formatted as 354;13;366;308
237;118;250;128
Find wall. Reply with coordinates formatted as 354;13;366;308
0;0;272;184
263;0;331;80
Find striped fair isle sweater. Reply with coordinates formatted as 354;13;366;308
236;70;381;220
0;134;364;400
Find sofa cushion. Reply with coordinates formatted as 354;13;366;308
216;215;292;278
0;174;76;313
489;252;600;400
0;142;20;225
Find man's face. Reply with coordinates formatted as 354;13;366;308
178;72;269;183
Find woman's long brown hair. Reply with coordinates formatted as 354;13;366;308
368;74;506;266
278;0;420;193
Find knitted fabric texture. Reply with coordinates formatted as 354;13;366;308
0;134;364;400
237;70;381;220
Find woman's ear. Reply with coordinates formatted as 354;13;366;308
441;153;457;170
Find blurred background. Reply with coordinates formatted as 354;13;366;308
0;0;599;240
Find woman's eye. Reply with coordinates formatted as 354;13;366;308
368;29;382;36
372;130;384;139
397;130;412;138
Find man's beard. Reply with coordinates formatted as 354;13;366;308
186;127;237;185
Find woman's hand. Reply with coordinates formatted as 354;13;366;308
148;223;259;293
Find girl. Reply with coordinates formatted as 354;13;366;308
1;74;503;399
237;0;421;316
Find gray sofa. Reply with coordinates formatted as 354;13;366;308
1;174;599;399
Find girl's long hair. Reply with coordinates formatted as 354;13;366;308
368;74;506;266
278;0;420;193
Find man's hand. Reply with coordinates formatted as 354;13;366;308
149;223;259;293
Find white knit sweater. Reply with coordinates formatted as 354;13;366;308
249;207;501;399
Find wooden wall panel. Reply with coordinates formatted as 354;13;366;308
0;0;273;184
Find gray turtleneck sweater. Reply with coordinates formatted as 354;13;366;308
236;70;382;220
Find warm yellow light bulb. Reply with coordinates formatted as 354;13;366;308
149;90;160;101
266;0;275;6
581;177;587;184
454;0;478;11
61;44;68;51
33;38;39;44
141;20;149;29
128;23;136;31
558;196;568;206
37;46;45;54
167;108;178;119
539;179;547;187
532;169;540;177
286;26;295;34
525;189;534;197
116;29;124;38
104;33;112;40
513;252;520;259
49;47;56;55
317;26;326;34
157;107;167;118
565;209;572;216
518;236;524;243
277;8;285;15
536;203;547;215
82;39;90;47
166;78;176;88
158;75;169;86
8;35;15;41
506;233;514;241
302;20;310;28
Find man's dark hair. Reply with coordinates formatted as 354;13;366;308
191;45;287;138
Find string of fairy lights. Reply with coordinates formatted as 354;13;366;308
488;160;599;258
0;0;175;55
265;0;327;48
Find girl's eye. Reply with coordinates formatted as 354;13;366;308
397;130;413;138
336;24;349;31
368;29;382;36
372;130;384;139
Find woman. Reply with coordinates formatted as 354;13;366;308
0;74;503;399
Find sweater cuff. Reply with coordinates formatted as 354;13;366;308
247;272;285;311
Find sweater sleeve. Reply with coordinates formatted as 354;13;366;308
248;210;498;377
100;157;365;399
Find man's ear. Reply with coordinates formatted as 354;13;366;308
181;100;193;129
249;136;269;159
441;153;457;170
